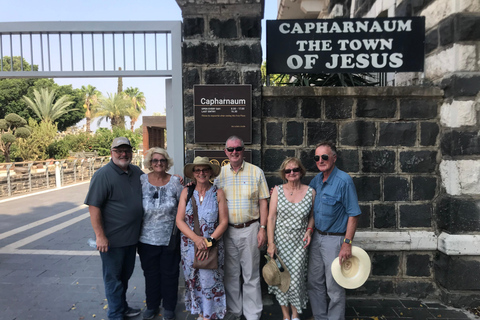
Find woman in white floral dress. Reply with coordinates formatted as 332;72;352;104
267;157;316;320
138;148;184;320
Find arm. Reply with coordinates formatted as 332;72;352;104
210;188;228;240
88;205;108;252
303;188;316;248
257;198;269;248
338;215;359;264
176;188;208;252
266;186;279;258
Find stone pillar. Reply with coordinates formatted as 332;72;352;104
175;0;264;165
416;0;480;308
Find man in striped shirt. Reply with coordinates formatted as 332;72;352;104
214;135;270;320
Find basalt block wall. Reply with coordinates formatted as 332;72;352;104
176;0;480;307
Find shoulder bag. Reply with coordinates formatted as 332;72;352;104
191;194;219;269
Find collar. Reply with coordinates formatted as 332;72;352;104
229;160;245;173
108;159;130;175
320;166;338;184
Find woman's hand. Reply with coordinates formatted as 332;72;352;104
303;231;312;249
196;247;211;261
267;242;276;258
194;236;207;251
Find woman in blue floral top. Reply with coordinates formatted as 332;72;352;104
138;148;184;320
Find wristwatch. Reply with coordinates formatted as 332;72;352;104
260;225;267;229
207;237;217;246
343;238;352;244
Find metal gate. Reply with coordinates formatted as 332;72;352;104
0;21;184;174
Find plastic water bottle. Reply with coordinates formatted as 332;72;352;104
87;238;97;248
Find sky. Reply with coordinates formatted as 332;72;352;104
0;0;278;131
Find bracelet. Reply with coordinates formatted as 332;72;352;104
306;227;314;233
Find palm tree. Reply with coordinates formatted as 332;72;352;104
80;85;101;132
95;92;134;129
22;88;75;123
124;87;146;132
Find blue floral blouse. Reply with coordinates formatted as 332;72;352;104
139;173;183;246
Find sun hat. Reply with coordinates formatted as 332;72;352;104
262;254;291;293
184;156;221;180
111;137;132;150
331;246;371;289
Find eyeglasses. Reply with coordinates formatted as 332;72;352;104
284;167;301;174
193;168;212;174
314;154;330;162
113;149;132;155
151;159;167;165
226;146;244;152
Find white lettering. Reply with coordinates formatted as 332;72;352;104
389;53;403;68
291;23;304;34
304;22;316;33
304;55;319;69
287;55;303;69
279;23;290;34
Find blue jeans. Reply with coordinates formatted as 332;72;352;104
100;245;137;320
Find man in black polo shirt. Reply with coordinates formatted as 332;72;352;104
85;137;144;320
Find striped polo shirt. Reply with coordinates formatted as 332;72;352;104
215;161;270;224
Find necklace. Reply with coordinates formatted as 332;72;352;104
287;185;299;196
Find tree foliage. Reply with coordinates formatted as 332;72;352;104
0;113;31;162
95;92;134;129
14;119;57;161
124;87;146;132
1;56;38;71
80;85;101;132
22;88;76;123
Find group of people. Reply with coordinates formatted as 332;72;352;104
84;135;361;320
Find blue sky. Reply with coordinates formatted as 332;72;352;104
0;0;277;131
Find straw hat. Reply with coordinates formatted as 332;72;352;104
184;156;221;180
262;254;291;293
331;246;371;289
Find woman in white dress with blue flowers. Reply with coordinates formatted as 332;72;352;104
138;148;184;320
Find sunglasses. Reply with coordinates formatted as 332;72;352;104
314;154;330;162
284;167;301;174
193;168;211;174
226;146;244;152
151;158;167;164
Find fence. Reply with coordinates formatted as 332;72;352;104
0;155;144;198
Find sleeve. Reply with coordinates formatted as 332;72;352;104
343;178;362;217
84;171;109;208
173;176;184;200
257;169;270;200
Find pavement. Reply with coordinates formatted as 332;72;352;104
0;183;477;320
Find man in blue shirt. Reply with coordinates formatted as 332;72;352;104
308;141;361;320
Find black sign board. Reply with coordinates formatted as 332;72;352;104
267;17;425;74
194;85;252;144
194;150;252;168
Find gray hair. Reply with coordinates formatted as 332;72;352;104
225;135;244;148
144;147;174;171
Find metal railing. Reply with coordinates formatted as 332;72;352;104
0;154;144;198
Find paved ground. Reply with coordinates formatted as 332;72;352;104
0;183;477;320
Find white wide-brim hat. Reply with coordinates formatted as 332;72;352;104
331;246;371;289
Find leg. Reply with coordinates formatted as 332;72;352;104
138;242;162;310
307;233;328;320
100;246;133;320
280;305;290;320
160;246;181;319
223;228;243;317
121;245;137;313
239;224;262;320
321;236;345;320
291;305;300;319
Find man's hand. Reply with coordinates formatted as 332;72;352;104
96;235;109;252
257;227;267;248
338;242;352;265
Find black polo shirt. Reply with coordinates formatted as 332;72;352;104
85;160;144;247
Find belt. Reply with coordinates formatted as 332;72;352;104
228;219;259;229
316;229;345;236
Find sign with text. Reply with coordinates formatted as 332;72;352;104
267;17;425;74
194;85;252;144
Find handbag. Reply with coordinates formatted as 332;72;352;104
191;195;218;269
167;185;196;251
